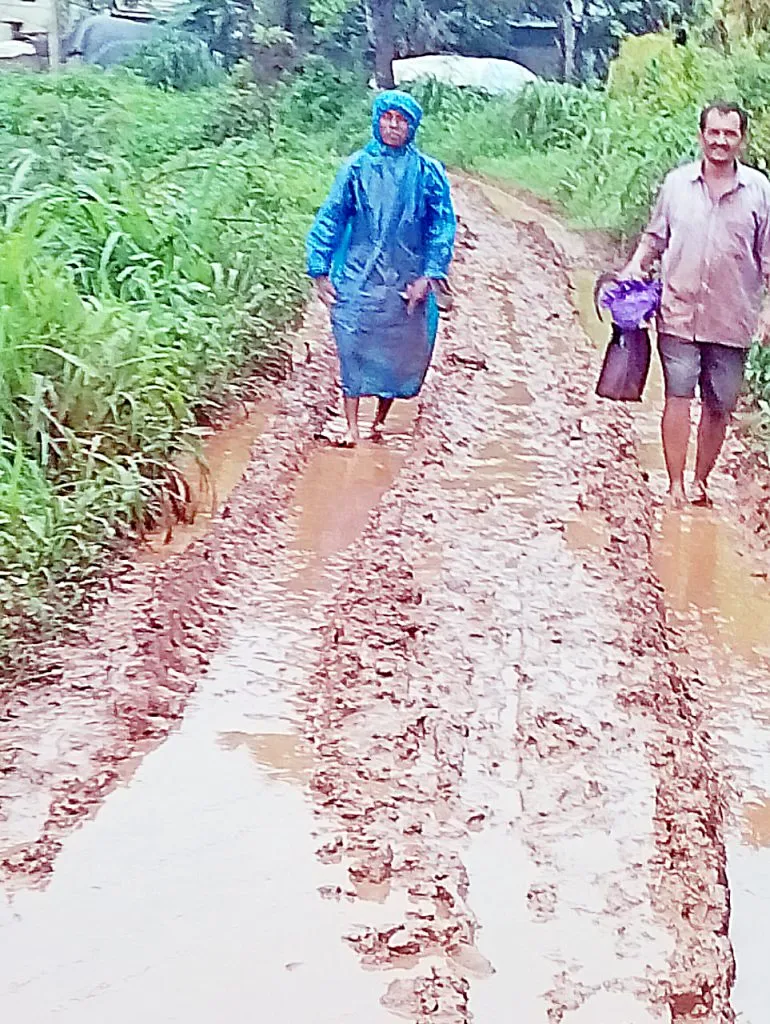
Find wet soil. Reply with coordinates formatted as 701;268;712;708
2;180;770;1023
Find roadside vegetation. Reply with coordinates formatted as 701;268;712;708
4;0;770;660
0;68;344;657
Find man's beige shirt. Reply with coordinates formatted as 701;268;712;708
644;160;770;348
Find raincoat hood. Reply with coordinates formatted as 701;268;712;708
372;90;423;147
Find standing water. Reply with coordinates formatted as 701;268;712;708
570;226;770;1024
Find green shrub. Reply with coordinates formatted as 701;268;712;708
126;28;224;91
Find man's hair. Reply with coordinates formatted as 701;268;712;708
700;101;749;135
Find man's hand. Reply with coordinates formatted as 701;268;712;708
315;275;337;309
617;236;661;282
406;277;432;315
616;258;643;282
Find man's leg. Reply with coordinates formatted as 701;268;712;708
692;343;747;505
342;396;361;446
371;397;394;437
658;335;700;507
692;407;729;505
661;397;692;507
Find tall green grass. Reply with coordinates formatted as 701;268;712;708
0;68;341;655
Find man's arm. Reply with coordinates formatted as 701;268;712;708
619;180;670;279
756;191;770;346
757;274;770;347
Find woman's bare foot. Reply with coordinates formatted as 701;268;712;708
371;398;394;440
336;429;360;448
666;481;687;509
691;479;713;508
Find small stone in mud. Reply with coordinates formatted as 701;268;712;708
349;845;393;885
318;885;345;901
669;990;709;1017
466;810;487;830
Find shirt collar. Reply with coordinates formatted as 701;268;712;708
689;158;747;188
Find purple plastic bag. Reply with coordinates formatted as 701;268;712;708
599;278;662;331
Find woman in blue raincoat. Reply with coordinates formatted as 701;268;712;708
306;90;456;446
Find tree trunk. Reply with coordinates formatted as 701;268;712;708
560;0;583;84
365;0;396;89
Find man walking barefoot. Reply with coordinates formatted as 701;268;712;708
623;102;770;507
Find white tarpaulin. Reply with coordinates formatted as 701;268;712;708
392;55;538;95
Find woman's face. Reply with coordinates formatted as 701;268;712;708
379;109;410;148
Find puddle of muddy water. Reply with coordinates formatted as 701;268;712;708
653;511;770;663
0;632;402;1024
284;400;416;594
292;444;406;559
139;401;274;561
563;237;770;1024
564;511;610;552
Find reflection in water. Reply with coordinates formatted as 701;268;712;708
743;799;770;848
292;401;416;561
293;446;405;558
140;401;274;561
653;512;770;662
218;731;313;784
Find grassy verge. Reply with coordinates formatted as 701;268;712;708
0;68;345;656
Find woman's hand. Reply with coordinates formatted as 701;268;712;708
315;276;337;308
406;277;432;314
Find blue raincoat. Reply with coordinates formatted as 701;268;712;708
306;91;456;399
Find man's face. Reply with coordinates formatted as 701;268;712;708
699;109;744;167
379;109;410;148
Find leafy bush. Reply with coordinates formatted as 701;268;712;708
278;54;370;151
126;28;224;91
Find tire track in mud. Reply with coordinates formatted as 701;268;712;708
296;185;734;1022
0;309;339;884
0;184;736;1023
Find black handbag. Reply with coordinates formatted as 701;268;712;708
595;324;652;402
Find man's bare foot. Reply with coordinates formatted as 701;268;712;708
666;482;687;509
691;479;713;508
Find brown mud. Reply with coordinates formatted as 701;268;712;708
1;180;770;1022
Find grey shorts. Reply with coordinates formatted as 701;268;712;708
658;334;748;413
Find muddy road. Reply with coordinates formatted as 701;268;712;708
2;181;770;1023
